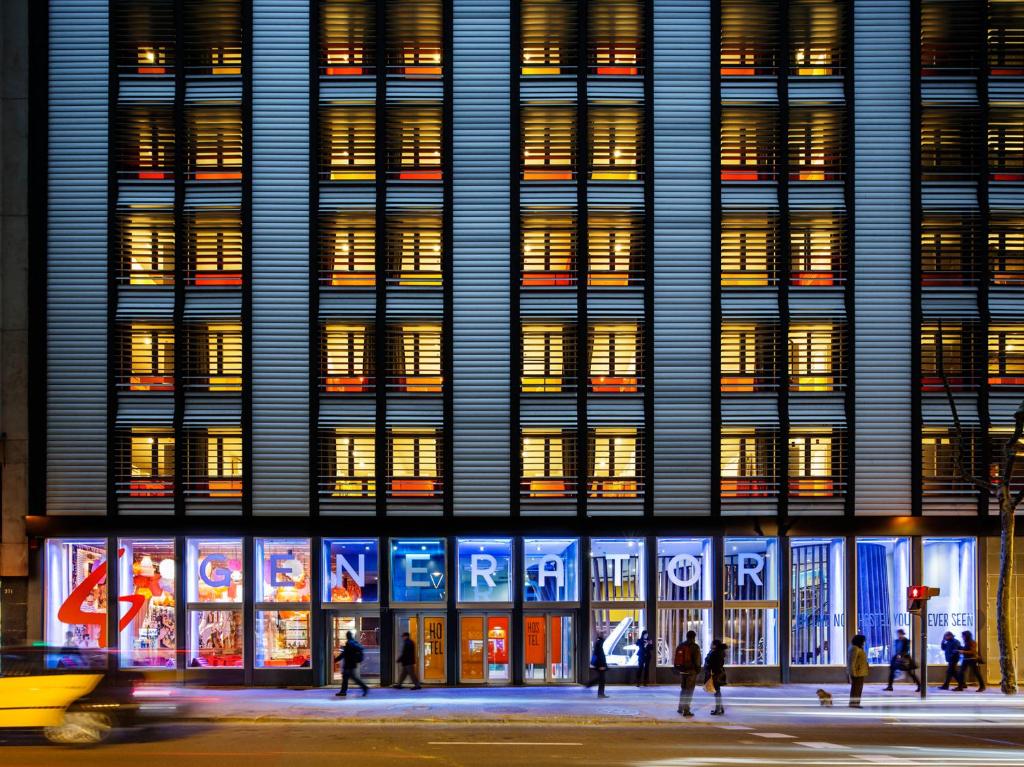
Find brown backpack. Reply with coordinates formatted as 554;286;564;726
673;642;695;672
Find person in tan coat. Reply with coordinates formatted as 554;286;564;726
847;634;869;708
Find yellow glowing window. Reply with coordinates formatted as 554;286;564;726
720;1;777;76
788;324;836;392
721;214;775;287
389;106;442;180
989;109;1024;180
121;212;175;285
522;106;576;181
521;0;576;75
321;211;376;287
789;0;842;76
522;429;572;498
522;324;568;393
121;106;174;178
589;0;643;76
185;0;243;75
788;108;843;181
127;429;175;497
323;105;376;181
198;323;242;392
322;0;375;75
920;427;979;494
522;212;575;286
788;431;835;496
387;0;443;76
590;105;641;181
324;323;372;393
331;429;375;498
204;428;243;497
589;323;639;393
990;2;1024;76
589;428;639;499
128;323;174;392
188;107;243;180
721;323;766;392
791;213;843;286
989;324;1024;386
920;321;971;391
991;217;1024;286
721;428;772;497
589;212;641;286
721;108;776;180
189;211;242;286
393;324;442;393
388;212;442;286
390;430;439;497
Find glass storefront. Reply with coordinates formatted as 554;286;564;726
254;538;311;669
118;538;176;668
524;613;575;683
724;537;779;666
45;539;108;666
589;538;646;667
856;537;911;664
524;538;579;603
391;539;446;603
459;613;511;683
396;613;447;684
186;538;244;668
457;538;513;603
656;538;713;665
790;538;845;666
923;537;977;664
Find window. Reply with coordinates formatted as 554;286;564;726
721;322;776;392
321;0;375;76
921;107;982;180
589;538;645;667
45;539;109;654
589;105;642;181
522;211;576;285
386;0;443;76
387;211;442;286
321;429;375;498
522;105;576;181
187;428;243;499
989;427;1024;496
589;211;642;287
720;0;778;76
120;322;174;392
117;211;175;286
322;104;376;181
186;538;243;668
323;323;374;393
521;0;576;75
920;321;977;391
118;105;175;179
320;211;376;287
922;538;977;664
990;214;1024;286
589;322;640;393
724;537;779;665
118;428;175;498
789;0;843;76
254;539;312;669
988;324;1024;386
388;105;443;181
524;539;579;602
187;106;243;181
588;0;643;76
789;107;844;182
187;322;242;392
788;430;844;497
588;428;642;499
721;213;777;287
790;538;845;665
656;538;713;665
522;324;573;393
389;323;443;393
790;211;845;286
989;108;1024;182
721;107;777;181
117;538;176;669
388;430;441;499
921;427;979;496
856;537;912;665
322;539;380;603
114;0;174;75
186;210;243;286
721;428;776;498
390;539;446;602
920;0;981;75
521;429;576;499
184;0;242;75
457;538;513;604
990;1;1024;76
788;322;842;392
921;212;981;287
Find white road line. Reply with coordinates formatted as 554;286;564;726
796;741;849;750
752;732;796;739
427;742;583;746
715;724;753;730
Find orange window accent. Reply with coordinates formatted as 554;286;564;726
596;66;638;76
138;67;167;75
522;66;563;76
992;68;1024;77
331;274;375;287
720;478;769;498
789;478;833;497
327;66;365;76
994;173;1024;182
193;273;242;287
523;170;573;181
588;273;630;287
523;271;573;287
528;479;568;498
990;376;1024;386
211;66;242;76
720;376;757;393
391;478;436;497
398;375;443;394
138;171;167;180
403;66;442;76
130;480;173;498
325;375;372;393
195;171;243;181
721;170;761;181
791;271;834;287
590;479;638;499
208;480;243;498
721;67;756;76
129;375;174;393
590;376;637;394
398;170;443;181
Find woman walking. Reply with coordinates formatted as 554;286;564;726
635;630;653;686
958;630;986;692
704;639;727;715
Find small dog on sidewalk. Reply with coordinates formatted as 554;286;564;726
815;689;834;707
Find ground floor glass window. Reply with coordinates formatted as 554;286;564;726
118;538;176;668
923;537;977;664
856;537;911;664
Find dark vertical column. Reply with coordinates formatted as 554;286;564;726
311;535;325;685
846;534;857;655
107;536;119;673
576;0;589;524
911;535;924;679
510;0;522;519
241;0;254;520
779;534;791;682
910;0;923;517
446;536;458;684
309;0;322;518
512;536;525;684
642;0;655;521
712;535;725;645
579;534;591;683
776;0;791;532
175;536;187;682
710;0;722;520
243;535;254;685
105;5;119;521
644;534;657;681
374;0;388;522
173;0;187;520
379;537;393;686
842;0;857;518
442;0;455;519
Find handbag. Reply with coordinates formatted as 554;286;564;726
703;676;716;694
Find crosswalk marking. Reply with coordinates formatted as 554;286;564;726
753;732;796;739
797;741;848;750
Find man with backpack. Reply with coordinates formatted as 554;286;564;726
335;630;369;697
673;630;702;717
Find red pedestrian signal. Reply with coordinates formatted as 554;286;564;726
907;585;940;614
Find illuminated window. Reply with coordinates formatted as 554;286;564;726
789;107;843;182
991;214;1024;286
522;0;576;75
184;0;243;75
922;427;979;496
589;104;642;182
387;211;442;286
721;213;777;287
388;429;441;498
589;322;640;393
122;322;175;392
788;323;841;392
920;321;977;392
522;211;576;286
589;0;643;76
522;324;572;393
321;0;375;76
323;429;376;498
720;0;778;76
322;104;376;181
588;428;641;499
187;106;243;181
118;105;174;179
990;1;1024;76
921;107;982;181
114;0;175;74
119;428;175;498
721;107;777;181
721;322;775;392
789;0;843;76
521;429;575;498
522;105;576;181
188;428;243;498
790;212;845;287
386;0;443;76
323;323;373;393
989;108;1024;182
721;428;776;497
589;211;642;287
388;105;443;181
320;211;376;287
389;323;443;393
788;430;842;497
188;323;242;392
989;427;1024;496
921;0;981;76
186;210;243;286
117;211;175;286
989;324;1024;387
921;212;981;287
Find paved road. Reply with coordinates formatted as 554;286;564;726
3;719;1024;766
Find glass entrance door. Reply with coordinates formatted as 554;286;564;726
524;613;575;683
328;613;381;684
458;613;511;684
395;613;447;684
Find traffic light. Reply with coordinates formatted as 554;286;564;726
907;585;941;614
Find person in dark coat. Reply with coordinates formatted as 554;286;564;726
635;630;654;686
847;634;868;708
393;631;422;690
584;632;609;697
335;630;369;697
884;628;921;692
705;639;727;716
674;630;702;717
938;631;963;690
958;630;986;692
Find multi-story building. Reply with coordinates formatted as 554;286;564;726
19;0;1024;686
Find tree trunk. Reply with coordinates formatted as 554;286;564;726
997;484;1018;695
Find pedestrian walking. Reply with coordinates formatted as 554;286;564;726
704;639;727;716
883;628;921;692
958;630;986;692
938;631;963;690
635;630;654;686
393;631;422;690
584;632;609;697
335;630;369;697
673;630;702;717
847;634;868;708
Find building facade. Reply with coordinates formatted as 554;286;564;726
25;0;1024;686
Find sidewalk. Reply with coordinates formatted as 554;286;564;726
152;683;1018;725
